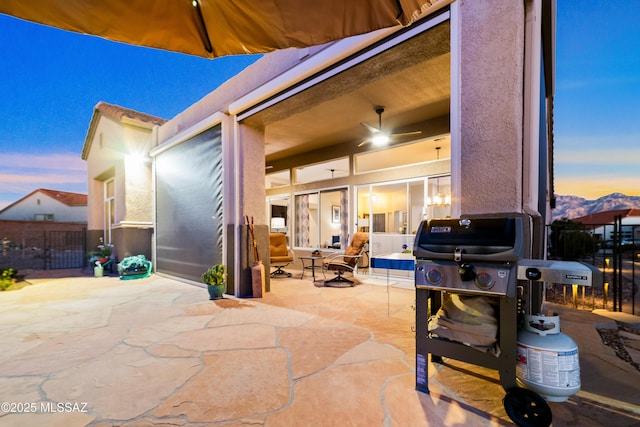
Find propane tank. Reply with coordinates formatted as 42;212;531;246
516;314;580;402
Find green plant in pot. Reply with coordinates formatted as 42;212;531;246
202;264;226;300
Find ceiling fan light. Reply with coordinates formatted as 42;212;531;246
372;134;390;145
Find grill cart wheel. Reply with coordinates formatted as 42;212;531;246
503;387;552;427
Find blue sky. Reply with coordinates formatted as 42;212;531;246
554;1;640;198
0;14;260;209
1;2;639;210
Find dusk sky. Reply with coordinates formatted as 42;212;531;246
554;1;640;199
1;1;638;210
0;14;260;210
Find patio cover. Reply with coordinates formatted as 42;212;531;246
0;0;449;58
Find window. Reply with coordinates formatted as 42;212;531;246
104;178;115;244
354;137;450;175
294;157;349;184
269;196;290;233
34;214;54;222
356;179;430;279
294;188;348;249
266;170;290;189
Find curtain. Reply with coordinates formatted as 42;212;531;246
295;194;310;247
340;189;349;247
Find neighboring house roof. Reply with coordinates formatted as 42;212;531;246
573;209;640;226
0;188;87;215
37;189;88;206
94;102;167;126
81;101;167;160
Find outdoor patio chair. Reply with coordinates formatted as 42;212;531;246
269;233;294;278
322;232;369;287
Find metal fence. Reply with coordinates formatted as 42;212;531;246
545;219;639;315
1;229;86;271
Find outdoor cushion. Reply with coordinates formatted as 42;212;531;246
343;232;368;266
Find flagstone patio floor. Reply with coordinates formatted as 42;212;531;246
0;271;638;426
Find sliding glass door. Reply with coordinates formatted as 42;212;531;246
356;177;449;279
294;188;348;250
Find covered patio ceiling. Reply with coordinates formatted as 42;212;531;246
244;18;451;164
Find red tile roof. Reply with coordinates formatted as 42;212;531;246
0;189;87;214
574;209;640;226
37;189;87;206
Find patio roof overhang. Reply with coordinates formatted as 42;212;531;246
0;0;451;59
239;12;453;165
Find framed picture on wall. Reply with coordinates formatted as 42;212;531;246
332;205;340;223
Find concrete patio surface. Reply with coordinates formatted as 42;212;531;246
0;271;638;426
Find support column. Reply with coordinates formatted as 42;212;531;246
226;122;270;296
455;1;526;216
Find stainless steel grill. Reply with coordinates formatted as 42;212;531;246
412;215;602;426
413;216;524;393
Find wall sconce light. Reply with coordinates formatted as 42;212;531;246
127;150;152;165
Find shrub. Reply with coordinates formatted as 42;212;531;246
0;267;17;291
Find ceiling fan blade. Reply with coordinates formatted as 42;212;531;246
360;122;383;134
390;130;422;137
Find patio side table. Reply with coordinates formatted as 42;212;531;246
299;255;324;281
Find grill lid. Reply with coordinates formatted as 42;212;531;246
413;217;524;261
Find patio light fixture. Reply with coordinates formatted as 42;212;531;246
372;134;390;145
427;147;451;206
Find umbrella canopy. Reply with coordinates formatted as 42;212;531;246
0;0;448;58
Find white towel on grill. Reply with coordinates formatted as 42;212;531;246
428;294;499;351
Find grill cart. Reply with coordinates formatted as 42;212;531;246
413;216;601;427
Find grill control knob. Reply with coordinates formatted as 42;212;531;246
425;268;443;285
458;263;476;282
475;271;494;289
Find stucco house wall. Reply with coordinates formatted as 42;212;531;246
457;1;525;214
82;1;555;293
82;102;166;261
150;1;553;293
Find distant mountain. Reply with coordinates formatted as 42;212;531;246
552;193;640;221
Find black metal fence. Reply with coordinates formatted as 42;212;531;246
1;229;86;271
545;219;639;315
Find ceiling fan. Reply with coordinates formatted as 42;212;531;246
358;106;422;147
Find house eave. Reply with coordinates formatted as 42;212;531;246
81;108;102;160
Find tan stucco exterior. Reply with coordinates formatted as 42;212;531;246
83;1;555;292
457;1;525;214
82;103;165;260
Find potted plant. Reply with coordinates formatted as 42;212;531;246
202;264;226;300
1;267;18;291
97;238;113;262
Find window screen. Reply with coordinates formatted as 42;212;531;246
155;125;223;282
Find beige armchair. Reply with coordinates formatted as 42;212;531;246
269;233;294;278
322;232;369;287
